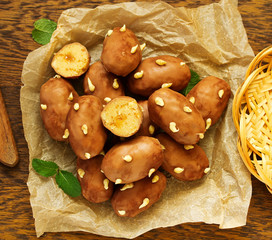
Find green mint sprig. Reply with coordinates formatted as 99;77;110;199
32;158;81;198
180;69;201;96
32;19;57;45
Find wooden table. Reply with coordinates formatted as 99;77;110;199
1;0;271;239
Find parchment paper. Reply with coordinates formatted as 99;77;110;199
21;0;254;238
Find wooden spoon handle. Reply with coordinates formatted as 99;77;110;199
0;88;18;167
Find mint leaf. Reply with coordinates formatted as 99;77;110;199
32;19;57;45
32;158;59;177
55;170;81;197
32;29;52;45
180;69;201;96
32;159;81;198
34;19;57;33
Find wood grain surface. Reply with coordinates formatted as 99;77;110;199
0;0;272;239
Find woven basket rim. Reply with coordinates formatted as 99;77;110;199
232;45;272;194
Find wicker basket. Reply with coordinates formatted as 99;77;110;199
232;46;272;193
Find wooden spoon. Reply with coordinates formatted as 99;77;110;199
0;88;19;167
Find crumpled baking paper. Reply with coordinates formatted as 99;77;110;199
21;0;254;238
